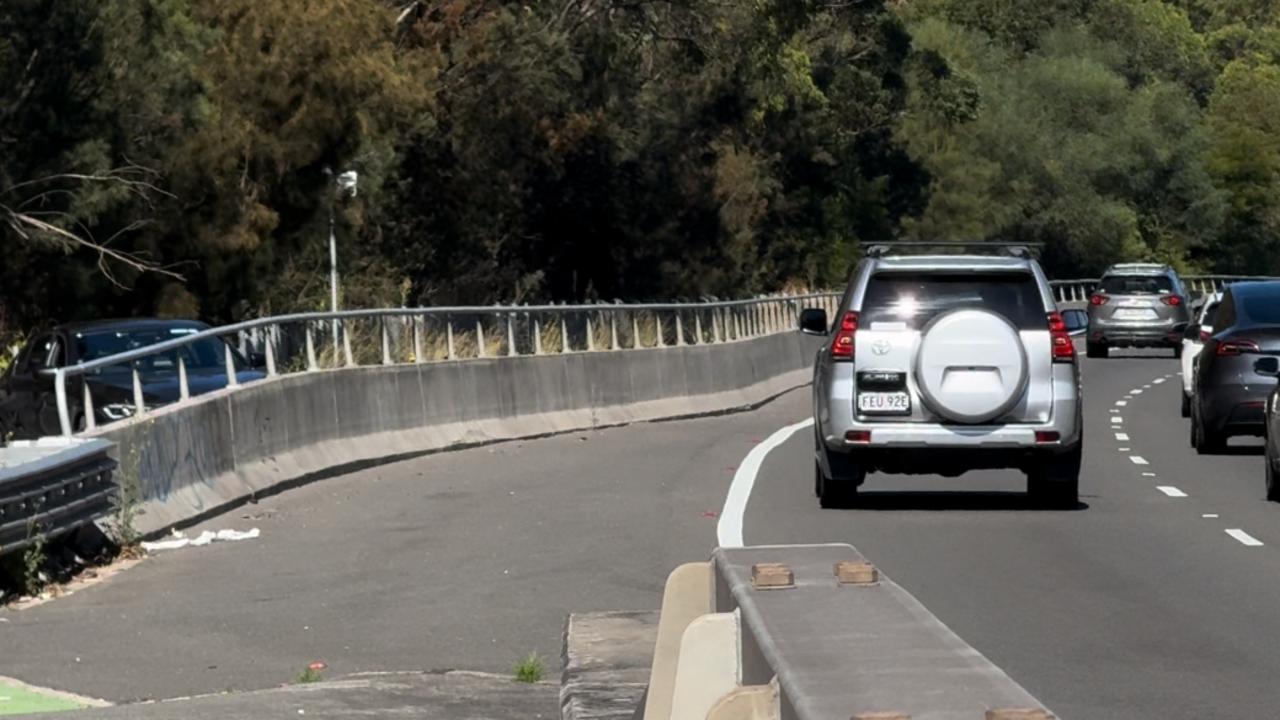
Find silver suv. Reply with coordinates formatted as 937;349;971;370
1086;263;1191;358
799;244;1083;508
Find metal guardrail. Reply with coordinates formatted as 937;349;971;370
0;438;117;557
46;293;843;438
1049;275;1278;304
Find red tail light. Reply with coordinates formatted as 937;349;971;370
845;430;871;443
1199;329;1210;343
1161;295;1184;306
1217;339;1260;356
1048;311;1075;362
1090;294;1109;306
1035;431;1060;444
831;311;858;360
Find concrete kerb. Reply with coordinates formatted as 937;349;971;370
668;611;741;720
643;562;714;720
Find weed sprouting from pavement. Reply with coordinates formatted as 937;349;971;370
21;526;47;597
110;424;150;555
295;662;326;684
514;652;544;683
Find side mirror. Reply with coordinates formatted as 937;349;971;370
1255;356;1280;378
798;308;828;336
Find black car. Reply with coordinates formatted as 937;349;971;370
1190;282;1280;454
0;319;265;440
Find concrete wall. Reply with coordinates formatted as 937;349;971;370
95;332;819;535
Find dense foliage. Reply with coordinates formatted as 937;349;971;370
3;0;1279;338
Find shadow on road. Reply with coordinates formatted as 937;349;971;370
1205;444;1265;456
844;491;1090;512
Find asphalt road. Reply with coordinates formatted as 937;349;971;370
6;348;1280;719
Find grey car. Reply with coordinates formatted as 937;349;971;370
1086;263;1191;358
799;244;1083;509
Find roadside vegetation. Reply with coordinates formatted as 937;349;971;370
514;652;545;683
3;0;1279;347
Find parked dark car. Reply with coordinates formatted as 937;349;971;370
1190;282;1280;454
1257;356;1280;501
0;319;265;440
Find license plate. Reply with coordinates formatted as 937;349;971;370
1116;308;1155;320
857;392;910;414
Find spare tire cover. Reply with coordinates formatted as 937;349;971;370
914;309;1029;424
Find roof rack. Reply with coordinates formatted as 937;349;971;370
861;241;1043;259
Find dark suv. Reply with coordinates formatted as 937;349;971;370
0;319;264;440
1086;264;1191;358
1190;282;1280;454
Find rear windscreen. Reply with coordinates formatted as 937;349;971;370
859;273;1047;330
1242;292;1280;324
1099;275;1173;295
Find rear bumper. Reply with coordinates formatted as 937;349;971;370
1090;320;1181;347
1201;383;1269;436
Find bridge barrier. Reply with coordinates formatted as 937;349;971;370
1049;275;1278;305
0;437;117;557
91;328;824;535
643;544;1055;720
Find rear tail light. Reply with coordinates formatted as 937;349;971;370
1047;312;1075;363
845;430;871;443
1090;294;1109;306
1161;295;1184;306
831;311;858;360
1035;431;1060;444
1217;339;1260;356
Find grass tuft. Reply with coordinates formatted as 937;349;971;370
513;652;544;683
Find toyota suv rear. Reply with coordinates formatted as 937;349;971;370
1086;263;1191;358
799;244;1082;508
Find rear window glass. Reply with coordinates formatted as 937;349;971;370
859;273;1047;330
1099;275;1173;295
1241;293;1280;324
1200;302;1219;325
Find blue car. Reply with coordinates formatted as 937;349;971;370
0;318;266;439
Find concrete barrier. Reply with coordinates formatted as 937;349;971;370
93;332;819;535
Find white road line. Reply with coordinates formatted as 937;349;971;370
1157;486;1187;498
1226;529;1264;547
1119;447;1130;452
1115;432;1130;441
718;418;814;548
1203;514;1219;519
1143;384;1152;389
1116;400;1128;407
1131;389;1144;395
1142;472;1156;477
1153;378;1166;385
1130;456;1149;465
1112;416;1124;423
1109;408;1120;414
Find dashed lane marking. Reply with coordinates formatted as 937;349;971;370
1226;529;1264;547
1130;456;1149;465
1203;514;1219;519
1116;400;1128;407
1115;432;1130;441
1157;486;1188;498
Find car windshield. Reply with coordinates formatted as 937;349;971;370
75;327;237;372
860;272;1047;330
1099;275;1173;295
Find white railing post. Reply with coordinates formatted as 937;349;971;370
534;316;543;355
305;324;318;371
561;313;569;353
343;321;355;367
413;316;423;364
632;314;641;349
586;314;596;352
712;310;721;343
611;313;620;350
82;380;96;431
265;331;277;377
225;342;240;387
132;365;147;414
656;314;665;348
676;313;685;346
178;355;190;400
446;317;456;360
476;317;486;358
694;313;703;344
507;311;517;357
55;369;71;436
381;319;392;365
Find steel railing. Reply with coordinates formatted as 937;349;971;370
45;293;843;437
1049;275;1279;304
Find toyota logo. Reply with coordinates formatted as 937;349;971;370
871;339;891;356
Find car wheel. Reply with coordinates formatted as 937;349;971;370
1180;391;1190;418
1267;442;1280;503
1028;443;1081;509
1192;408;1224;455
816;460;858;509
1086;342;1106;359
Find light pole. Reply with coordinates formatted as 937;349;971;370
324;168;358;361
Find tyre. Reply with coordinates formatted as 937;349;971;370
815;460;859;509
1173;344;1183;359
1180;391;1190;418
1086;342;1106;359
1028;443;1081;509
1191;408;1225;454
1267;442;1280;503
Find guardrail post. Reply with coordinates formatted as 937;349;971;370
693;313;702;344
132;365;147;414
305;324;318;371
476;318;486;358
656;313;666;348
507;311;517;357
381;319;392;365
534;316;543;355
561;313;570;353
446;317;456;360
632;313;641;349
586;314;596;352
343;321;355;367
55;369;72;436
675;313;685;346
225;342;240;387
265;331;277;376
611;312;620;350
734;308;744;340
82;380;96;431
712;310;721;343
413;316;423;364
178;356;190;400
